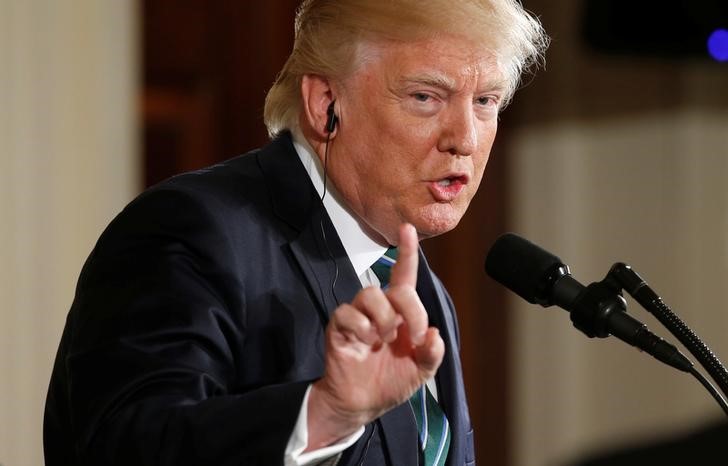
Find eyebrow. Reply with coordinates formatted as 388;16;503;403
402;73;458;92
400;72;508;94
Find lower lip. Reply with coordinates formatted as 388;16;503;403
429;179;465;202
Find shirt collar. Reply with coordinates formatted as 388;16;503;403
291;130;387;278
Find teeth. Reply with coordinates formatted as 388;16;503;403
438;179;452;187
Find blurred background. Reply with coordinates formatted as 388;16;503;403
1;1;726;465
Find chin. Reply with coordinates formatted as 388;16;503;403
411;206;464;240
415;223;458;240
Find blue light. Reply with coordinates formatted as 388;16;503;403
707;29;728;62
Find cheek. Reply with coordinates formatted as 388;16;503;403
473;125;497;176
474;154;490;182
378;109;440;151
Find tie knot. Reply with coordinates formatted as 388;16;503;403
371;247;398;288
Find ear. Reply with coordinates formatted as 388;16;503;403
300;74;338;140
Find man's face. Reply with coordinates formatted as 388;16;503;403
328;34;504;245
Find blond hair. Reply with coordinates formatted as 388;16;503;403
264;0;549;137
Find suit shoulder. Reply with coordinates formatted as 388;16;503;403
139;132;297;212
149;150;265;207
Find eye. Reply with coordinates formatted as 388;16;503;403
476;95;496;106
413;92;431;102
404;90;442;117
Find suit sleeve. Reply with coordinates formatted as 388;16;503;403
63;187;309;466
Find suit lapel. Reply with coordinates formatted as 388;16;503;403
287;208;361;323
416;251;470;466
255;132;360;323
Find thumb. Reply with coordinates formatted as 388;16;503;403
413;327;445;378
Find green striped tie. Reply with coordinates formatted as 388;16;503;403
371;247;451;466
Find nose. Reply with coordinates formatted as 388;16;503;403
437;105;477;156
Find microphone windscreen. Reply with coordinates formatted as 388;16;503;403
485;233;565;304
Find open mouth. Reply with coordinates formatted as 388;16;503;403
437;177;459;187
429;175;468;201
437;174;468;187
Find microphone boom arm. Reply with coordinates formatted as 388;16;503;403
555;273;694;373
608;262;728;399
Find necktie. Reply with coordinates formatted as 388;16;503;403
371;247;451;466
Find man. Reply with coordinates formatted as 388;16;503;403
44;1;547;465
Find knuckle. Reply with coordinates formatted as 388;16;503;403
386;284;417;302
362;285;384;300
356;286;383;305
334;304;364;326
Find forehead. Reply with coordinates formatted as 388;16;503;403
354;35;506;91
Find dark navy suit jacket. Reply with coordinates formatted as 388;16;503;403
44;133;475;465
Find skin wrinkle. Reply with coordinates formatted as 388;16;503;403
325;35;503;246
390;38;508;102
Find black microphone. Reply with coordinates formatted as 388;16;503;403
485;233;693;372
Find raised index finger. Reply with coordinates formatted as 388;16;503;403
389;223;418;288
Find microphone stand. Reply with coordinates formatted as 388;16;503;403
606;263;728;415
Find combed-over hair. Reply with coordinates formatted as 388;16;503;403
264;0;549;137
